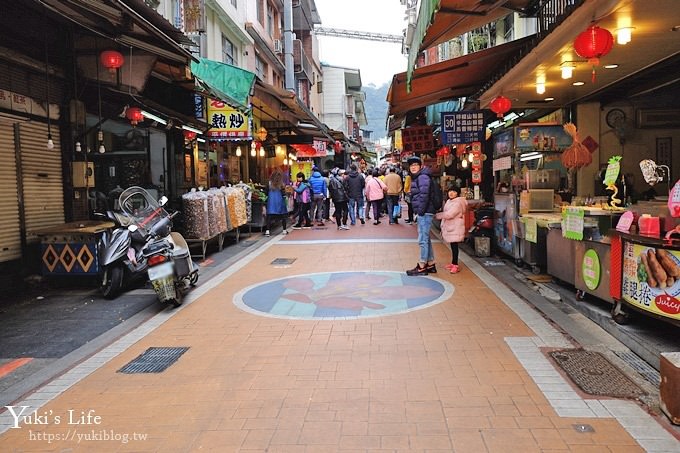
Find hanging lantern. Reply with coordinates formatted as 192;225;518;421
183;130;197;141
126;107;144;127
573;24;614;82
489;95;512;118
100;50;124;74
256;126;268;141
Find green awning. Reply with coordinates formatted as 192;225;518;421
190;58;256;113
406;0;439;92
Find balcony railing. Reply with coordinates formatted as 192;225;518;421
536;0;584;37
293;39;312;80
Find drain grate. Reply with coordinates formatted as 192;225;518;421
614;350;661;387
271;258;296;266
239;240;257;248
550;349;645;398
118;347;189;374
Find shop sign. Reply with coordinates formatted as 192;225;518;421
493;156;512;172
0;89;59;119
524;217;537;243
207;99;250;139
290;161;313;180
401;125;435;153
515;124;572;152
582;249;601;290
441;111;484;144
291;142;328;158
622;242;680;319
562;207;584;240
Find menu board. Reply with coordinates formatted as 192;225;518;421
622;241;680;320
561;207;584;240
515;124;572;152
401;126;435;153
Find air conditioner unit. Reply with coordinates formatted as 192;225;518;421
273;39;283;54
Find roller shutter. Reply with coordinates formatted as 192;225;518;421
0;120;21;262
17;121;64;243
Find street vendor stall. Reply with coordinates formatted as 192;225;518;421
33;220;114;277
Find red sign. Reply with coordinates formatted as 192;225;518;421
401;126;435;154
655;294;680;315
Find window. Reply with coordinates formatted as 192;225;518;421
257;0;264;25
222;35;235;65
230;0;237;8
267;4;274;37
255;56;266;81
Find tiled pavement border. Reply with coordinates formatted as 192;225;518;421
460;253;679;452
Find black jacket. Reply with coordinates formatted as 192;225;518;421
328;175;349;202
345;170;365;199
410;167;435;216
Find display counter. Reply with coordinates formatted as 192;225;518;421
574;237;612;303
610;230;680;326
32;220;114;276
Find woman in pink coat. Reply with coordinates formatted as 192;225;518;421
435;186;467;273
364;169;387;225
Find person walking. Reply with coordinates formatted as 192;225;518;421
436;185;467;273
292;172;313;229
264;169;288;236
329;168;350;230
384;167;403;224
322;169;332;223
346;164;366;225
406;156;437;275
364;168;387;225
308;167;327;226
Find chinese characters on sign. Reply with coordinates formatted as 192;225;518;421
207;98;250;139
562;207;584;240
400;126;435;153
441;111;484;144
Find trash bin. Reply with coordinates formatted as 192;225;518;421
474;236;491;257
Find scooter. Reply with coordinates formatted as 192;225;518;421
467;203;495;240
118;187;198;307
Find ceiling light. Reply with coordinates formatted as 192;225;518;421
573;81;585;86
560;62;575;79
544;97;555;101
616;27;634;45
182;125;203;134
520;153;542;162
235;146;242;157
503;112;519;121
141;110;167;125
197;137;206;143
536;75;546;95
604;64;619;69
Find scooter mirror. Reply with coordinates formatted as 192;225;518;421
159;196;168;206
128;225;138;232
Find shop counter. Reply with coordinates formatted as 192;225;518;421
32;220;114;276
610;230;680;326
574;238;612;303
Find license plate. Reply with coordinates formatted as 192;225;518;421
148;262;174;280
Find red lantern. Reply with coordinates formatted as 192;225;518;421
100;50;124;74
573;24;613;82
489;95;512;118
126;107;144;127
183;130;197;141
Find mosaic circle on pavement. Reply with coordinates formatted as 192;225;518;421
233;271;453;319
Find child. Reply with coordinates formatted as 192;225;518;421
293;172;313;229
435;185;467;273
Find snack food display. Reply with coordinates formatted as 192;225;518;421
638;248;680;289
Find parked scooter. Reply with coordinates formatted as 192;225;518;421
120;187;199;307
96;199;149;299
467;203;495;244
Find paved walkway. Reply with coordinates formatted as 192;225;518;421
1;220;679;452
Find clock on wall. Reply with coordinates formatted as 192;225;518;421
606;108;626;128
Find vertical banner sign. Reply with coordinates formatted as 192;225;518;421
441;110;485;144
471;141;483;183
524;216;537;243
582;249;601;290
562;207;584;240
207;99;250;139
622;241;680;320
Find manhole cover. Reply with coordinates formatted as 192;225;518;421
118;347;189;374
550;350;645;398
271;258;297;266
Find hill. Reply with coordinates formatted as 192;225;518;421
362;83;390;141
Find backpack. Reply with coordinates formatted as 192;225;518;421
429;176;444;212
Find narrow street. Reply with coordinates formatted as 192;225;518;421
1;223;678;452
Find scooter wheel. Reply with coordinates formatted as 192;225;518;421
171;299;183;308
189;272;199;287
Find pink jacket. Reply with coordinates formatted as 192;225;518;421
437;197;467;243
364;176;386;202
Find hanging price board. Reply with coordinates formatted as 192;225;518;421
562;207;585;240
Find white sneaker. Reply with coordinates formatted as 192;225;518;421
264;230;270;237
339;225;350;230
281;230;288;235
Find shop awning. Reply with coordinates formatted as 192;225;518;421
407;0;535;88
389;36;534;118
191;58;256;113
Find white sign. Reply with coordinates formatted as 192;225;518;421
0;89;60;120
493;156;512;172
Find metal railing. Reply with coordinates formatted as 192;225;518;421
293;39;312;80
536;0;584;37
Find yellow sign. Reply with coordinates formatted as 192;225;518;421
290;162;313;180
207;98;250;139
394;129;402;151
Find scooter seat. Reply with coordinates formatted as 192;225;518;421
172;246;189;258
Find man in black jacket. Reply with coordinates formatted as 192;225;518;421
329;168;350;230
406;156;437;275
345;164;366;225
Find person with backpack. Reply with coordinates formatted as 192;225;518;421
328;167;350;230
308;167;327;226
405;155;441;276
292;172;313;229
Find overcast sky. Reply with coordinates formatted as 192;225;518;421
314;0;408;87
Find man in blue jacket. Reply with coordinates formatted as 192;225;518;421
406;156;437;276
308;167;327;226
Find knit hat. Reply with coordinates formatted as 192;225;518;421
407;156;422;165
330;167;339;175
